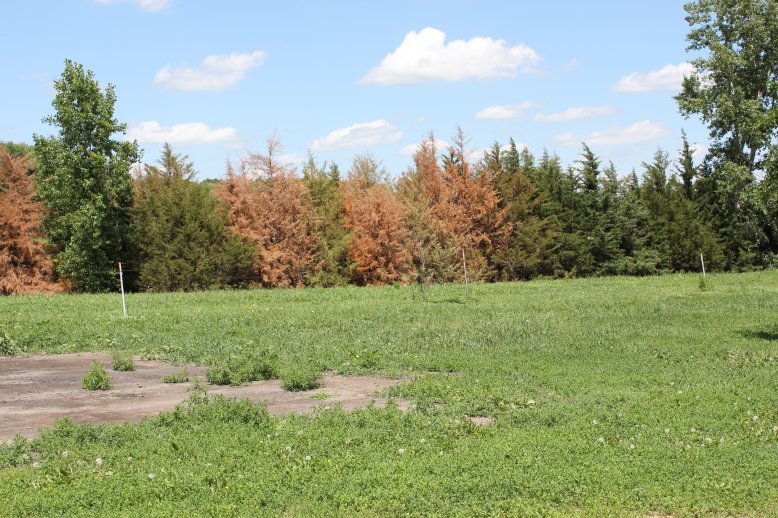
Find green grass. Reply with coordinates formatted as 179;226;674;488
1;272;777;516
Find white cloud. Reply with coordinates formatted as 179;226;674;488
361;27;540;85
673;142;709;165
612;62;694;93
94;0;170;12
534;105;615;123
398;138;450;156
475;101;536;120
554;120;671;146
129;162;145;180
153;51;266;91
125;121;238;145
278;154;305;169
691;143;708;161
561;58;580;71
311;120;404;151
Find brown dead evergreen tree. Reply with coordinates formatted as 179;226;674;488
342;154;411;285
398;134;460;283
216;138;320;288
0;146;61;294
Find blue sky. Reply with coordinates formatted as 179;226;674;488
1;0;709;179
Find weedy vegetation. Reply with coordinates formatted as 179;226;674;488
280;364;322;392
0;330;20;356
206;349;279;387
111;351;135;372
0;271;777;516
162;369;190;383
81;361;112;391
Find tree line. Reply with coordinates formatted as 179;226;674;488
1;0;776;294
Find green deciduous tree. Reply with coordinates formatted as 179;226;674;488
675;1;778;267
33;60;140;292
676;0;778;173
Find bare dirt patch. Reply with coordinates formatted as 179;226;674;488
467;416;494;426
0;352;409;441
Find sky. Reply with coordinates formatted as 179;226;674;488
1;0;710;180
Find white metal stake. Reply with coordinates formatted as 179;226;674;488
462;248;469;296
118;262;127;319
700;253;706;279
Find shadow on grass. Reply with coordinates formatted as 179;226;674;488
740;329;778;341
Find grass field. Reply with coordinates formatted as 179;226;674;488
1;272;777;516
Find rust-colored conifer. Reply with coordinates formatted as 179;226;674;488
0;146;61;294
341;155;411;285
216;138;320;287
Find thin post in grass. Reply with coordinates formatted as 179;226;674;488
462;248;469;296
700;253;706;280
118;261;127;319
418;241;427;293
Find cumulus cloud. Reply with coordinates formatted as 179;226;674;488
534;105;615;123
398;138;450;156
94;0;170;11
153;51;266;91
361;27;540;85
612;62;694;92
278;154;305;168
561;58;580;71
311;120;404;151
475;101;536;120
554;120;671;146
125;121;238;144
690;143;709;161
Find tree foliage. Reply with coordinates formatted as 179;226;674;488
0;146;61;294
132;144;253;291
676;0;778;266
217;139;320;288
482;140;556;280
399;134;460;284
33;60;139;292
676;0;778;173
440;128;509;280
342;155;411;285
302;155;352;286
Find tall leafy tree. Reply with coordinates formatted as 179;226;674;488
33;60;139;291
675;0;778;267
132;144;253;291
676;0;778;173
